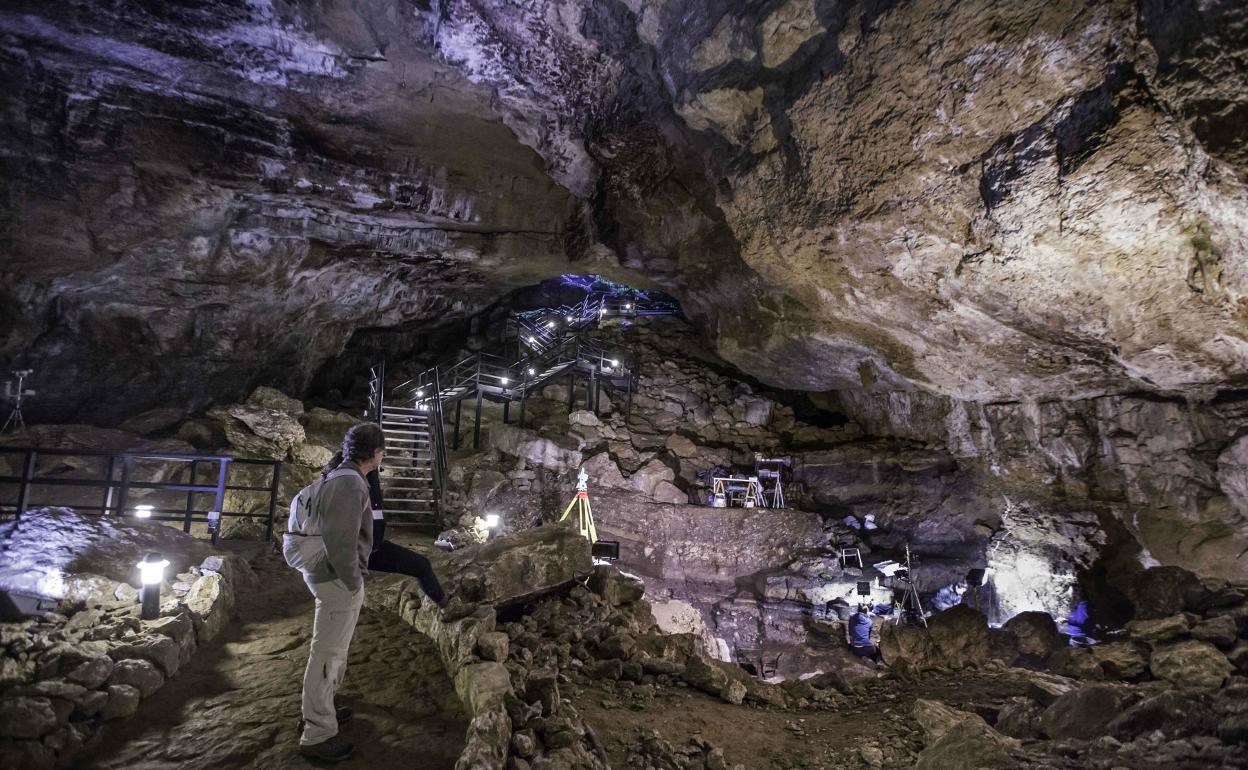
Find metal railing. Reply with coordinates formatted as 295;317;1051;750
0;447;284;544
367;292;674;514
366;361;385;423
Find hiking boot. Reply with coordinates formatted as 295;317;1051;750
438;596;476;620
299;736;354;763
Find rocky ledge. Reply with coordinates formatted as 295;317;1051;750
0;509;251;769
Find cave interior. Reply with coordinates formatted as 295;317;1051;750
1;1;1247;769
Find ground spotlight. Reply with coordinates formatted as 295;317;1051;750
138;552;169;620
484;513;500;528
134;504;153;519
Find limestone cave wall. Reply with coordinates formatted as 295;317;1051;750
2;1;1247;582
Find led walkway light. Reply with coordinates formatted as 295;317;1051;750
138;552;169;620
134;504;153;519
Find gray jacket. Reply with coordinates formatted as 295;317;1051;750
306;460;373;592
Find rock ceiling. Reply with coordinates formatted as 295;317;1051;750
1;0;1246;420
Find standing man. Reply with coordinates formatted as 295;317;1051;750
848;603;883;664
298;423;384;762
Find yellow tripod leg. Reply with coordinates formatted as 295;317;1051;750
583;497;598;543
560;495;578;522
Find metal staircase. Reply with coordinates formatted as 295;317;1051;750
365;291;679;524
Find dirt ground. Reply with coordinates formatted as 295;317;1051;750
85;554;467;770
570;666;1246;770
571;668;1012;769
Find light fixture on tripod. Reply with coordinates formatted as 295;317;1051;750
2;370;35;433
891;543;928;628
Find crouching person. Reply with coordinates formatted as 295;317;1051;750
284;423;384;763
848;603;883;664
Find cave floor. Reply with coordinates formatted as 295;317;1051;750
84;554;467;770
569;667;1234;770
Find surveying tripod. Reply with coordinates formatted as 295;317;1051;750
559;468;599;542
891;543;929;629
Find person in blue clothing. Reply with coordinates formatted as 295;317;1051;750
848;603;882;663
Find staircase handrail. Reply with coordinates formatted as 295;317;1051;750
367;361;385;423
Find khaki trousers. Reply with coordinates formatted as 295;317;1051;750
300;577;364;746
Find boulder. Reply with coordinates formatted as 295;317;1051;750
1107;691;1215;740
107;658;165;697
884;605;991;672
208;403;305;459
1228;640;1248;673
597;633;637;660
1050;643;1148;681
928;605;991;667
0;696;59;738
587;566;645;606
650;480;687;504
65;655;114;689
298;407;358;449
454;662;512;713
108;634;181;677
1126;567;1204;620
581;452;630;489
912;699;1017;770
100;684;141;720
913;699;992;744
1126;614;1191;646
994;697;1043;739
476;632;509;663
736;395;773;427
663;433;698;458
1090;642;1149;680
681;656;745;704
466;470;508;514
245;386;304;415
490;425;581;473
444;523;592;607
0;508;215;601
185;571;232;643
1149;640;1233;688
629;459;677;498
1047;647;1103;680
1023;671;1079;706
880;622;935;671
1002;611;1064;661
1191;615;1240;648
289;442;334;468
568;410;600;427
1040;684;1137;740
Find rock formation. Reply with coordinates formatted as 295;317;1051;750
4;1;1246;415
